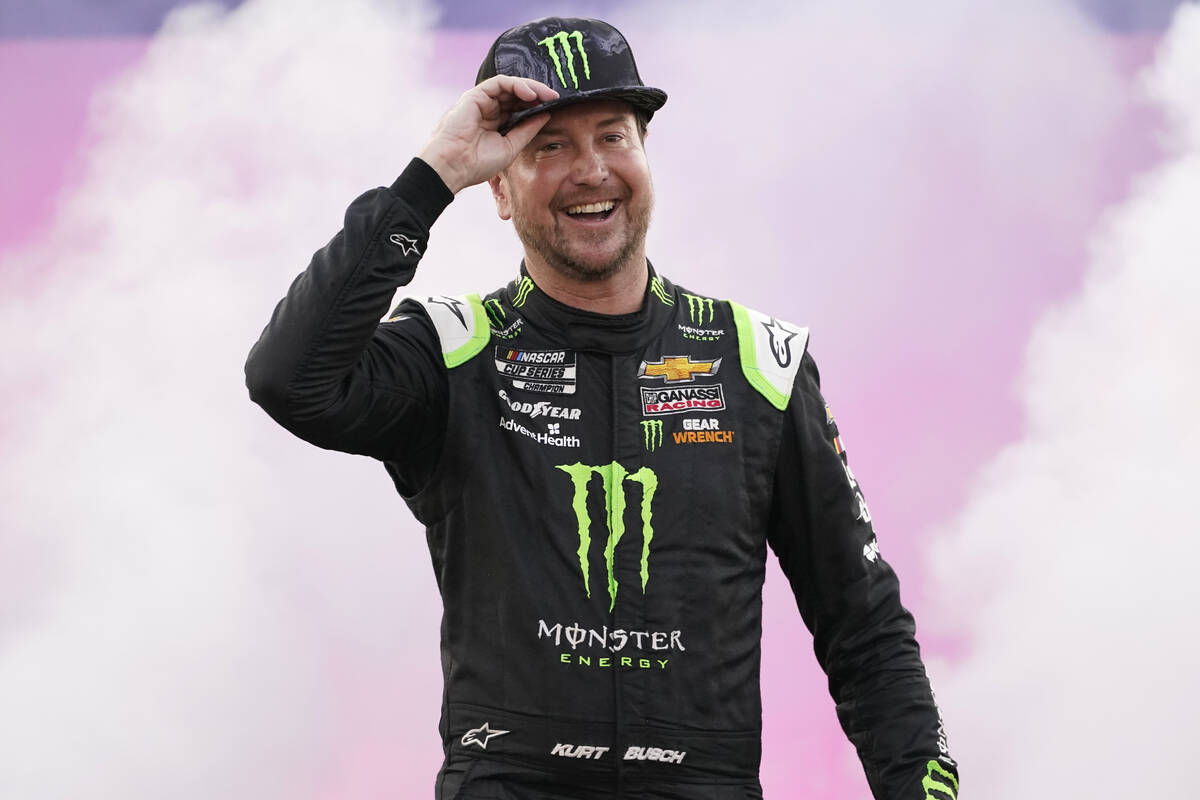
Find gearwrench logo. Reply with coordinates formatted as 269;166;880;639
556;463;658;610
538;31;591;89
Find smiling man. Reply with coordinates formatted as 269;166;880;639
246;16;958;800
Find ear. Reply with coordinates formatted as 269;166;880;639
489;173;513;221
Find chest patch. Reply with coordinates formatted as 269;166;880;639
495;346;578;395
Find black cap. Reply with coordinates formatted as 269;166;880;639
476;17;667;134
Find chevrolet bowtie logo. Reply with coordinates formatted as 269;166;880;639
637;356;722;384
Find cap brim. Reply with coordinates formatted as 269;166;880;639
499;87;667;135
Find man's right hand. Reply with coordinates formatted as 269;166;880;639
418;76;559;195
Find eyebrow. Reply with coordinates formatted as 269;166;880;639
536;116;632;137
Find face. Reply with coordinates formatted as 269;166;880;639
491;100;653;284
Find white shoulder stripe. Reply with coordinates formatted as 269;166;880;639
410;294;489;368
729;301;809;411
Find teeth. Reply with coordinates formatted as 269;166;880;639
564;200;616;215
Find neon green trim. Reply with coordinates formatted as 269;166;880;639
443;293;489;369
729;301;790;411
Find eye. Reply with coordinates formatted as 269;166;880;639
603;133;624;144
540;141;564;153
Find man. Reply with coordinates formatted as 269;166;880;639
246;16;958;800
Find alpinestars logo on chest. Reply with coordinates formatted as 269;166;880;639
461;722;510;749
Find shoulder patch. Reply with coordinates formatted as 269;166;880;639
728;301;810;411
411;294;489;368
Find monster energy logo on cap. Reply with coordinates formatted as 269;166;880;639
475;17;668;135
640;420;663;452
556;462;658;610
538;31;591;90
683;293;714;325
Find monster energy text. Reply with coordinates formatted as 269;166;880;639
641;419;663;452
556;462;658;610
538;31;591;90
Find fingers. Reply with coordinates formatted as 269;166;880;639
502;110;553;154
476;75;559;106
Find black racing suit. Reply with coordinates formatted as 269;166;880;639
245;158;959;800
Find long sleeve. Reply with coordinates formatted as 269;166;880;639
766;352;959;799
245;158;454;494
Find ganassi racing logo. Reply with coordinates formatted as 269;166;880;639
641;385;726;415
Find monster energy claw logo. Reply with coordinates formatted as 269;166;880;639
485;298;506;326
922;760;958;800
538;31;591;90
557;463;658;610
640;420;663;452
513;276;535;308
683;293;714;325
649;276;674;306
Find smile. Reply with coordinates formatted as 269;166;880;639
561;199;619;222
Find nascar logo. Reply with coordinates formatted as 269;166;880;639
495;347;577;395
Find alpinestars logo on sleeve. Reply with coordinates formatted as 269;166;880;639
388;232;421;256
556;463;659;611
761;317;800;368
538;31;591;89
427;296;466;328
461;722;510;750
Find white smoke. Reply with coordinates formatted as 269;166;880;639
0;1;471;797
930;4;1200;796
0;0;1180;797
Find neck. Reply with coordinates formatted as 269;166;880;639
524;254;649;315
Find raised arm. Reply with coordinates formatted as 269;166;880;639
244;77;558;492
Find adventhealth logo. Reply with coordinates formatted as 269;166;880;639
539;31;591;89
556;462;658;610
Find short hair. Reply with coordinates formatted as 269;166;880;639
634;107;650;141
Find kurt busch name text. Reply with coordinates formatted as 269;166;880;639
549;744;687;764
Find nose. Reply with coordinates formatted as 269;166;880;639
570;143;608;186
